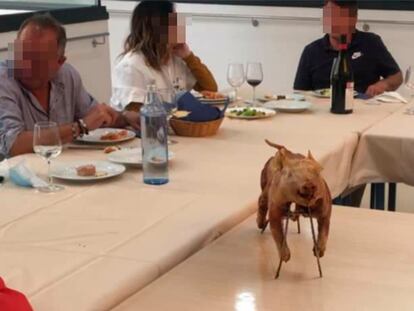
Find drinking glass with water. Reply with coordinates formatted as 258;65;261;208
33;121;64;192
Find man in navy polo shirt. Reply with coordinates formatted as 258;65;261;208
294;0;403;98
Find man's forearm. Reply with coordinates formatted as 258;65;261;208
9;123;77;157
383;72;403;91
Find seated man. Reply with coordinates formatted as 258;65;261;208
0;14;138;157
293;0;403;97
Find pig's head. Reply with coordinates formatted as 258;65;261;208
277;148;323;207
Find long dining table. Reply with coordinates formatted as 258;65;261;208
349;103;414;188
112;206;414;311
0;98;405;310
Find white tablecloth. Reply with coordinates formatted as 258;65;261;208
0;99;403;310
112;207;414;311
349;104;414;187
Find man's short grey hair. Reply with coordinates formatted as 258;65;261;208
18;13;67;55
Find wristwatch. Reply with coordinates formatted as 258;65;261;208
76;118;89;136
71;122;80;139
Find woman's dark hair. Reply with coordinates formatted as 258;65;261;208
122;0;175;71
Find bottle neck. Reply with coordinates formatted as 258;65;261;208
338;43;348;51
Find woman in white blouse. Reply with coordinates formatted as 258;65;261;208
111;0;218;112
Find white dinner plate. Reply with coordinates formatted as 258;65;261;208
51;160;126;181
107;148;175;167
259;94;305;102
264;100;312;113
312;89;331;98
200;98;229;105
190;90;229;105
76;128;136;144
226;107;276;120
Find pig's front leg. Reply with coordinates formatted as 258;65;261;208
269;204;291;262
257;189;269;231
314;214;330;258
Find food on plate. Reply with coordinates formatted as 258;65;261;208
76;165;96;177
264;94;286;100
229;108;266;117
200;90;226;100
150;156;167;165
104;146;121;154
100;130;128;141
318;89;331;97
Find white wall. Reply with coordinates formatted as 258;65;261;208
104;1;414;97
0;19;112;103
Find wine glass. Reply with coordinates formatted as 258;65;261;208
33;121;64;193
227;63;245;102
159;88;178;145
246;62;263;106
405;66;414;114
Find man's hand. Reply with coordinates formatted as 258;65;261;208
365;80;388;98
172;43;191;59
122;111;140;130
83;104;116;130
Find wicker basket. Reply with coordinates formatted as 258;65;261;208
170;117;224;137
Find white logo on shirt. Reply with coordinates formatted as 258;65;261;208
352;51;363;60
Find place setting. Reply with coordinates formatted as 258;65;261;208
66;128;137;150
225;62;278;119
259;93;313;113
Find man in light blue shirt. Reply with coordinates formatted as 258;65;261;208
0;14;138;157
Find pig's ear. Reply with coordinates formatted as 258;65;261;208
280;148;293;168
307;150;323;171
275;148;286;168
307;150;316;161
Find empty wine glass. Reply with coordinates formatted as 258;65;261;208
159;88;178;145
33;121;64;193
227;63;245;102
246;62;263;106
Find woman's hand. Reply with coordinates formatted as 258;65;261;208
172;43;191;59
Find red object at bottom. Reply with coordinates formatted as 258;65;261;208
0;278;33;311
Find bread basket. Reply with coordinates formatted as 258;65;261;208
170;117;224;137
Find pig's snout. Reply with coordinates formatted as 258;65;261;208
298;182;316;200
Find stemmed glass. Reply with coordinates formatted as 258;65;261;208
227;63;245;102
246;62;263;106
405;66;414;114
33;121;64;192
159;88;178;145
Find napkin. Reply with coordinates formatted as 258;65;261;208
176;92;225;122
9;161;48;188
372;91;408;104
0;278;33;311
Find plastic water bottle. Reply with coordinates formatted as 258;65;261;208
140;83;169;185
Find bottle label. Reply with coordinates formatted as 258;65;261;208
345;82;354;111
